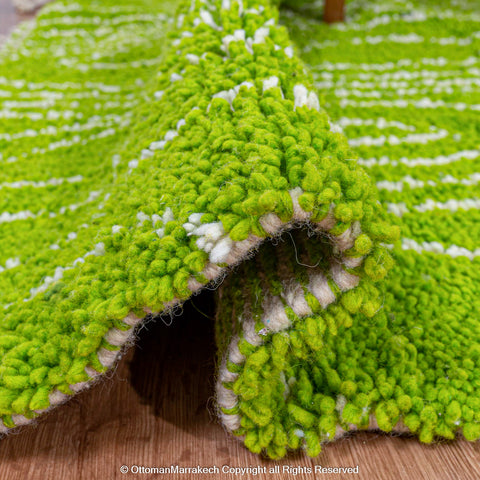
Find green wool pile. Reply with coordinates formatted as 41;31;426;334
0;0;479;459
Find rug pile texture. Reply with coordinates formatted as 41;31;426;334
0;0;479;459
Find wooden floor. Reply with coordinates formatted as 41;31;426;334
1;4;480;479
0;0;33;39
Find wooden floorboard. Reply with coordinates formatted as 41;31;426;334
0;2;479;479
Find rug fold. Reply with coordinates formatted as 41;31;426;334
0;0;479;460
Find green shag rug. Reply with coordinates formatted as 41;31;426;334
0;0;479;459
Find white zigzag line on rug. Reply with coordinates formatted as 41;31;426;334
36;13;168;27
0;77;124;93
358;149;480;168
387;197;480;216
315;77;480;90
312;56;479;73
377;173;480;192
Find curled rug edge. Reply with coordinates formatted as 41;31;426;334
2;0;478;461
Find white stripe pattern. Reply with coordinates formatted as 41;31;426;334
358;149;480;168
0;175;83;190
401;238;480;259
377;173;480;191
387;198;480;216
348;130;448;147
